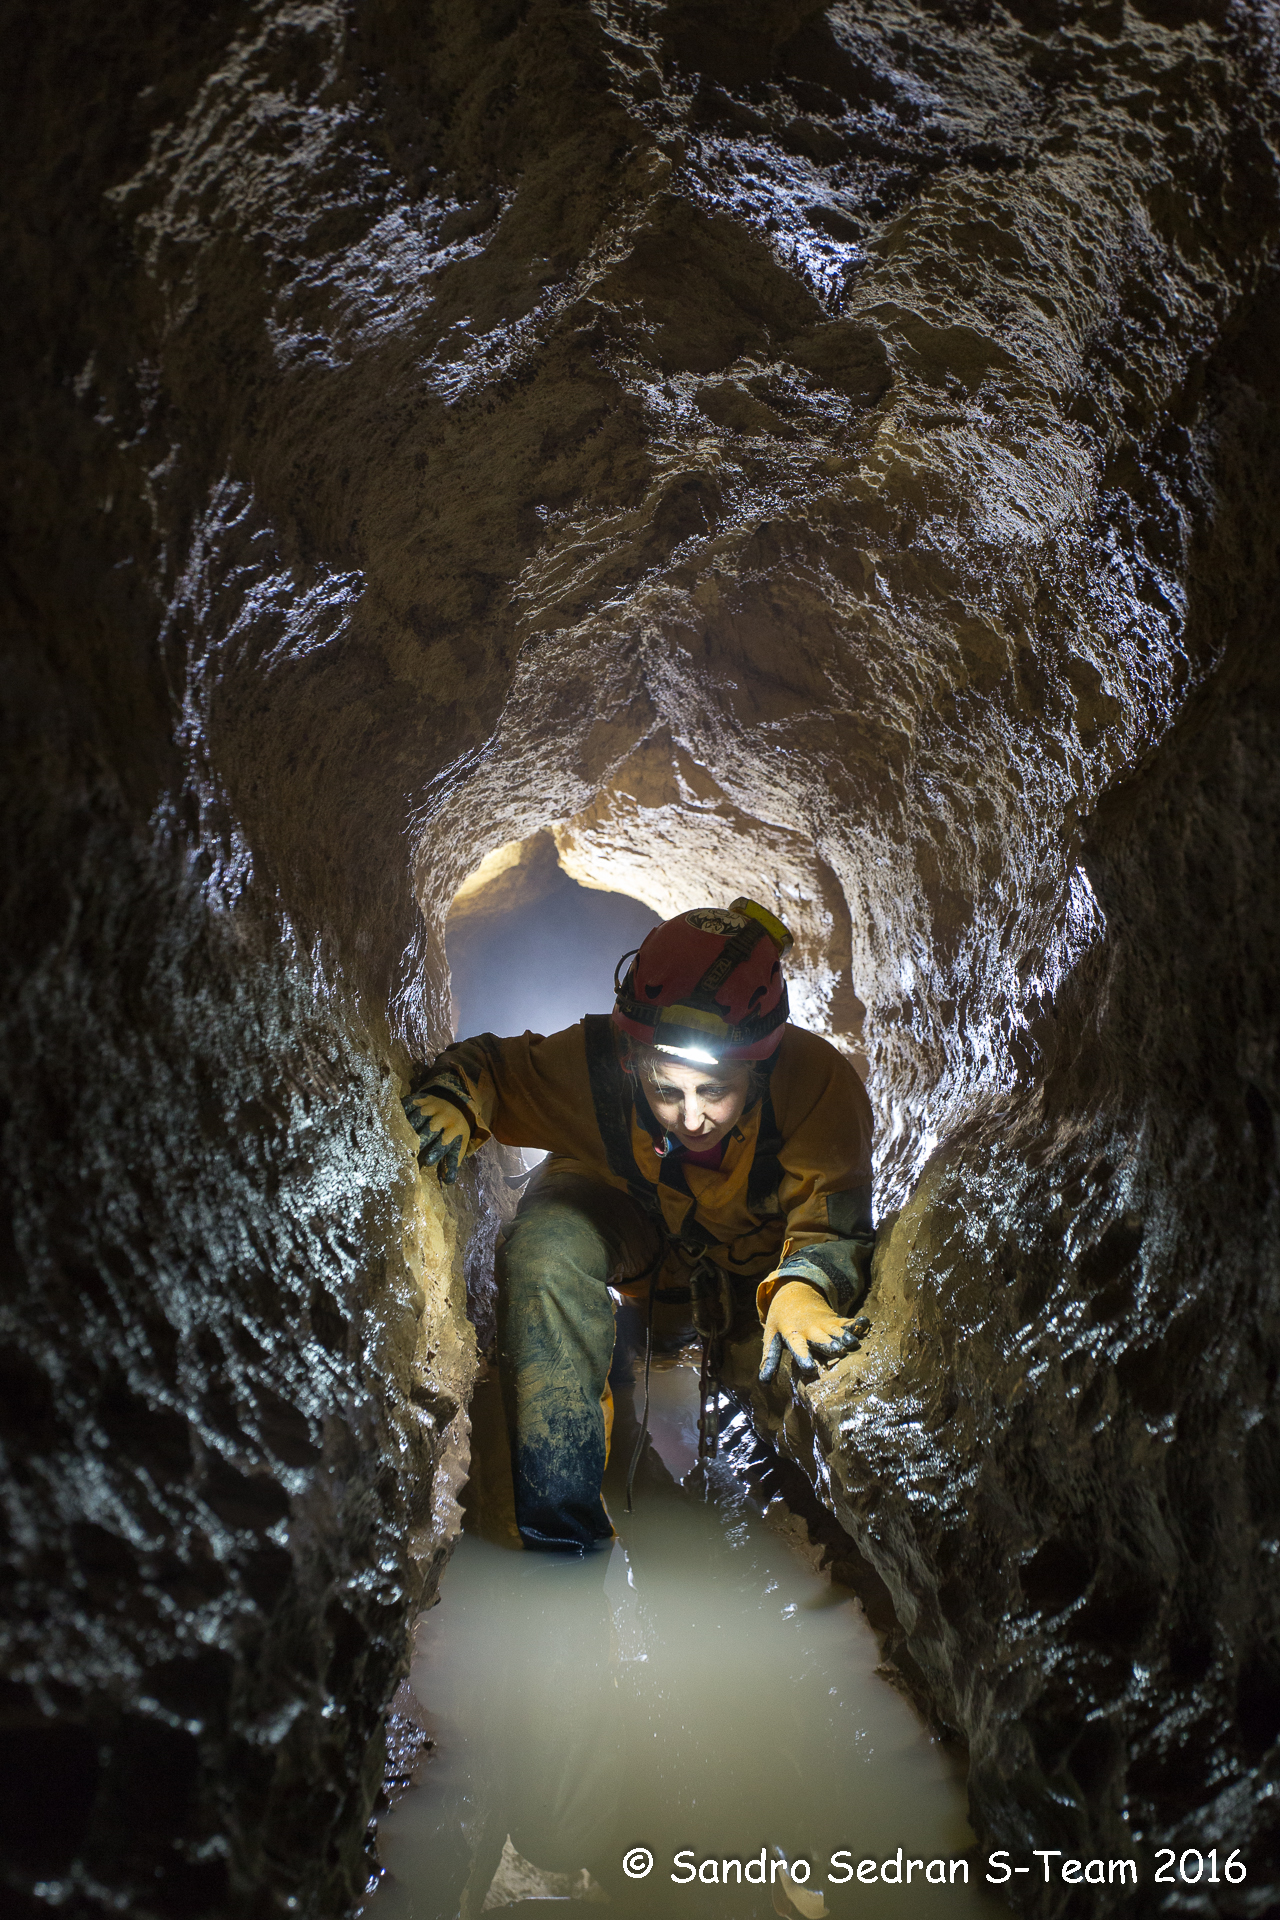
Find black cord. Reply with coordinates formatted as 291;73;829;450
625;1268;657;1514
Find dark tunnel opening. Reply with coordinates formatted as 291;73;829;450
444;832;660;1094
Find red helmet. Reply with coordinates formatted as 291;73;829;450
612;898;793;1063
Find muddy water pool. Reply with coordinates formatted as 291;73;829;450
366;1360;998;1920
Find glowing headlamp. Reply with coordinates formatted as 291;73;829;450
654;1042;721;1066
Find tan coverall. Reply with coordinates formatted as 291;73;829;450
419;1016;874;1550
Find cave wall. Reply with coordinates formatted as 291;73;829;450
4;0;1280;1913
760;321;1280;1908
0;781;477;1915
4;12;488;1907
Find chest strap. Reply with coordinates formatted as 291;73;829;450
745;1058;783;1214
583;1015;660;1217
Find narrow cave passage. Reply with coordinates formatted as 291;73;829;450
8;0;1280;1910
370;841;986;1918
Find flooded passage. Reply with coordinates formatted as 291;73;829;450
367;1354;996;1920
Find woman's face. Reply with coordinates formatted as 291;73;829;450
639;1055;752;1151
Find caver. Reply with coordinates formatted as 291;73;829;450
405;897;875;1553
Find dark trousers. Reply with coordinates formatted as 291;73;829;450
496;1173;661;1553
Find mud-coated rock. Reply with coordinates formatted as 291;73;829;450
0;795;480;1915
777;577;1280;1909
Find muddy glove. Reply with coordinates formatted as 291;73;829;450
759;1279;862;1384
403;1088;471;1185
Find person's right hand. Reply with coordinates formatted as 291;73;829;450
403;1089;471;1184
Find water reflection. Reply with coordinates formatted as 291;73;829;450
367;1362;994;1920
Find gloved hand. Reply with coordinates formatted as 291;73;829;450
759;1279;862;1384
403;1089;471;1184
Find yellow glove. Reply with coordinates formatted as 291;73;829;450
402;1088;471;1184
759;1279;863;1384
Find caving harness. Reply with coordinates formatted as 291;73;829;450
586;1012;783;1506
603;899;797;1507
611;898;798;1491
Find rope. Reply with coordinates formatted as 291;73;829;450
625;1268;657;1514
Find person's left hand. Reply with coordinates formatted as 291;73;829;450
759;1279;862;1383
403;1088;471;1184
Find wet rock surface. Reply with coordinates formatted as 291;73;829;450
778;575;1280;1910
4;0;1280;1913
0;802;479;1914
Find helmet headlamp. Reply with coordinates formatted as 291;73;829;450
611;895;793;1063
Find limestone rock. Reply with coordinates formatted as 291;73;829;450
5;0;1280;1913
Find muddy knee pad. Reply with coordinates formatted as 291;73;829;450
497;1193;620;1554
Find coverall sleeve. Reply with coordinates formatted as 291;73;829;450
408;1025;602;1160
755;1031;876;1323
